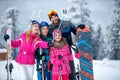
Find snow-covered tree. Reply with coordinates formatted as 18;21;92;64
30;10;43;23
108;0;120;60
67;0;93;28
67;0;98;59
0;7;20;59
95;25;107;60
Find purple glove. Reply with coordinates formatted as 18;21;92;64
75;53;80;59
55;60;62;65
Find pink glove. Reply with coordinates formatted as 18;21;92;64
75;53;80;59
55;60;62;65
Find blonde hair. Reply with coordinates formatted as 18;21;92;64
26;29;39;43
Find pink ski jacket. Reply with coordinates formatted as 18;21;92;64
50;44;73;75
11;32;48;65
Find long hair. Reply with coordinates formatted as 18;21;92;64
25;29;39;43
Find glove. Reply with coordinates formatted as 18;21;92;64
4;34;9;42
58;55;63;59
42;56;45;60
55;60;62;66
48;41;54;47
75;53;80;59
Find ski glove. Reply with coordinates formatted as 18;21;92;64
4;34;9;42
55;60;62;66
75;53;80;59
58;55;63;59
48;41;54;47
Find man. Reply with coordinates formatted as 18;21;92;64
48;10;77;80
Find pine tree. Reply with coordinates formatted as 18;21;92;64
109;0;120;60
67;0;98;59
0;7;20;59
96;25;106;60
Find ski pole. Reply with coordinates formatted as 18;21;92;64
57;9;67;30
52;9;67;43
58;55;63;80
48;61;51;80
5;27;14;80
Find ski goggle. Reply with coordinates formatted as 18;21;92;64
31;20;39;25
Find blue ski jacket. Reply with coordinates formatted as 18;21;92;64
49;19;76;47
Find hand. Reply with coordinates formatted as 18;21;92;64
48;41;54;47
55;60;62;66
58;55;63;59
42;56;45;60
4;34;9;42
75;53;80;59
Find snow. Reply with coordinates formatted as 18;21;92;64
0;60;120;80
0;49;7;53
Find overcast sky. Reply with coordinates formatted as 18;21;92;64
0;0;114;31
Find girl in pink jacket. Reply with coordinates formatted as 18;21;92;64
4;20;51;80
50;29;73;80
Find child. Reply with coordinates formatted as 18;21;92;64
4;20;52;80
50;29;73;80
34;21;52;80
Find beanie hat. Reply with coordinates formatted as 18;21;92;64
76;24;91;33
77;24;85;29
52;29;62;38
39;21;49;29
48;10;58;20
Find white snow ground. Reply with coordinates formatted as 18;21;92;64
0;60;120;80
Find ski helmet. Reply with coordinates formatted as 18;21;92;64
39;21;49;29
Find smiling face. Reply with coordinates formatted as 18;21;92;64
40;26;49;36
31;23;39;34
50;15;59;25
54;33;62;42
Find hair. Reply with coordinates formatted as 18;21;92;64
61;37;68;45
25;29;39;43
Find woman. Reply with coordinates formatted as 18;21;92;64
4;20;52;80
35;21;52;80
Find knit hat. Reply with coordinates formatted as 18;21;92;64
48;10;58;20
39;21;49;29
52;29;62;38
77;24;85;29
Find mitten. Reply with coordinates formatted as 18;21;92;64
48;41;54;47
4;34;9;42
75;53;80;59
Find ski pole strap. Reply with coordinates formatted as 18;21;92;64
48;61;51;71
